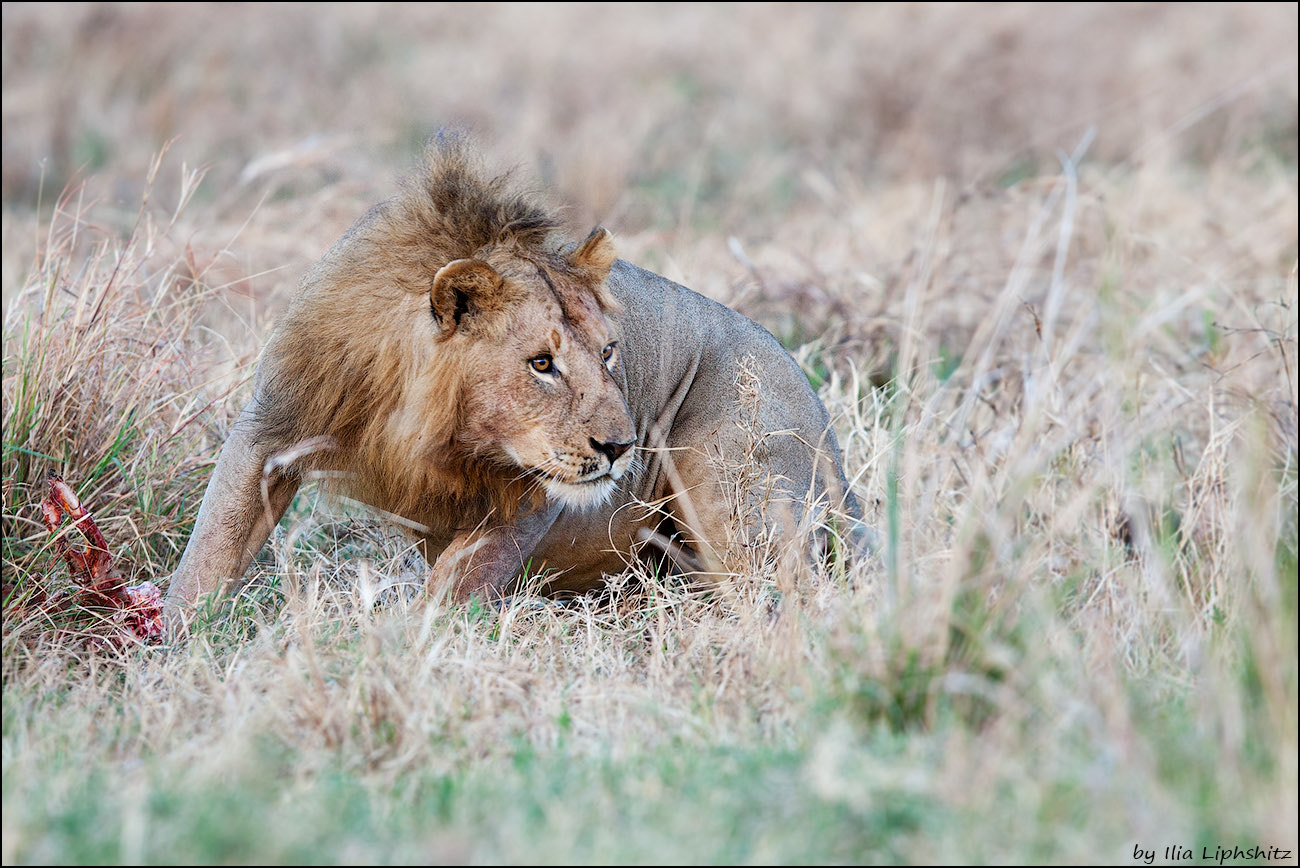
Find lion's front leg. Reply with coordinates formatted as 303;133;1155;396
427;501;563;603
163;406;301;626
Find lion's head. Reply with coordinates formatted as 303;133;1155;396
255;142;638;518
429;227;636;509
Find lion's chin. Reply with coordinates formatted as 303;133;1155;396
542;475;618;510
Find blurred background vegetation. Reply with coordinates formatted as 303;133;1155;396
4;4;1295;239
2;3;1296;864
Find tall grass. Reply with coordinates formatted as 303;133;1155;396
2;154;234;631
3;3;1296;864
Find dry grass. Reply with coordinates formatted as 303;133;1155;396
2;3;1297;864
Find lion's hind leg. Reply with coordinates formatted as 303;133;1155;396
648;418;854;590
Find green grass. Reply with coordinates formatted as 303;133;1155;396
3;734;934;865
4;536;1292;864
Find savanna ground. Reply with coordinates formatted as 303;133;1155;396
2;3;1297;864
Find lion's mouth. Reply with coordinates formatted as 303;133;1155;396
537;467;618;490
539;472;617;510
512;449;634;509
531;455;631;489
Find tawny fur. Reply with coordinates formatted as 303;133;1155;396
164;139;861;619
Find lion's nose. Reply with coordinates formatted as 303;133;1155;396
591;437;635;463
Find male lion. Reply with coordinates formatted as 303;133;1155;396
164;142;860;620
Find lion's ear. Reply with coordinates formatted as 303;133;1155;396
430;258;504;339
568;226;617;281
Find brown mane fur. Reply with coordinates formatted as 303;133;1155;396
249;139;573;522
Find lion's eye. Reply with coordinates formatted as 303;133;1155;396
530;354;555;374
602;342;617;363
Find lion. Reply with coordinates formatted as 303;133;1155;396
163;140;861;621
